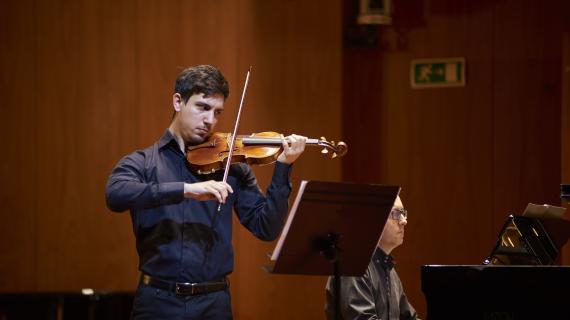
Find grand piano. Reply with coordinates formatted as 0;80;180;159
422;198;570;320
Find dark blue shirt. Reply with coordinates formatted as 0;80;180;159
105;130;292;283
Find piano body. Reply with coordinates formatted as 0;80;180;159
422;205;570;320
422;264;570;319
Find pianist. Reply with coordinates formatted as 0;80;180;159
324;195;419;320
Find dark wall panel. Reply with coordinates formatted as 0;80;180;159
342;0;565;317
562;32;570;265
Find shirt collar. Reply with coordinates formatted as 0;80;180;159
158;129;186;156
158;129;179;149
373;247;396;271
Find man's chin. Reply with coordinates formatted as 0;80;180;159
186;133;209;145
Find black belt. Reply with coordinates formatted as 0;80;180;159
141;274;229;296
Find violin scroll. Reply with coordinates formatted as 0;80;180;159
317;136;348;159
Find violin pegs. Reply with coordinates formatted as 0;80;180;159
320;136;326;141
332;153;338;159
321;148;329;154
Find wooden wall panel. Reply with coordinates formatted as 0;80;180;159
81;0;140;290
492;0;562;234
31;0;142;290
134;0;182;147
177;0;242;138
0;0;342;319
0;0;38;291
231;2;341;319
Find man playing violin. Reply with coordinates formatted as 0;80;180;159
105;65;307;319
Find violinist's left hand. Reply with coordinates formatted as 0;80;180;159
277;134;307;164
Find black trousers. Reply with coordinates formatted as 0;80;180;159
131;282;232;320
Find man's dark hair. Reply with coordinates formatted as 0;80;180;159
174;65;229;103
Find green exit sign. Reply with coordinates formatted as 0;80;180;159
410;58;465;88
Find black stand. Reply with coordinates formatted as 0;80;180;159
267;180;399;319
562;184;570;201
319;233;342;320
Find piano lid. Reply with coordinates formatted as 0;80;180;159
484;204;570;265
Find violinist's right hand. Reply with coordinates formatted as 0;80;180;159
184;181;234;203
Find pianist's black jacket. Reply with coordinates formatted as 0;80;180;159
325;247;418;320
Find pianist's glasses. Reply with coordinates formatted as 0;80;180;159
390;207;408;221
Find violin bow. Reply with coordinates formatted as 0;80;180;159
218;66;252;212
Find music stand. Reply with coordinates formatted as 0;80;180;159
267;180;399;319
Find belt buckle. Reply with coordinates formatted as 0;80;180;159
175;282;194;295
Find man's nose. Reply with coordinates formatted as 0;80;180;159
204;111;215;124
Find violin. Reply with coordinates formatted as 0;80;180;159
206;67;347;211
187;131;348;175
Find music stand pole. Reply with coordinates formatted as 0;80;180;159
334;260;341;320
320;233;342;320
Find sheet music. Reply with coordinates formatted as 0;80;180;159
522;203;566;219
270;180;308;261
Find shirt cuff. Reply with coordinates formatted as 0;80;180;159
159;182;185;204
272;161;292;188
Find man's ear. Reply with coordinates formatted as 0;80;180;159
173;93;183;112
